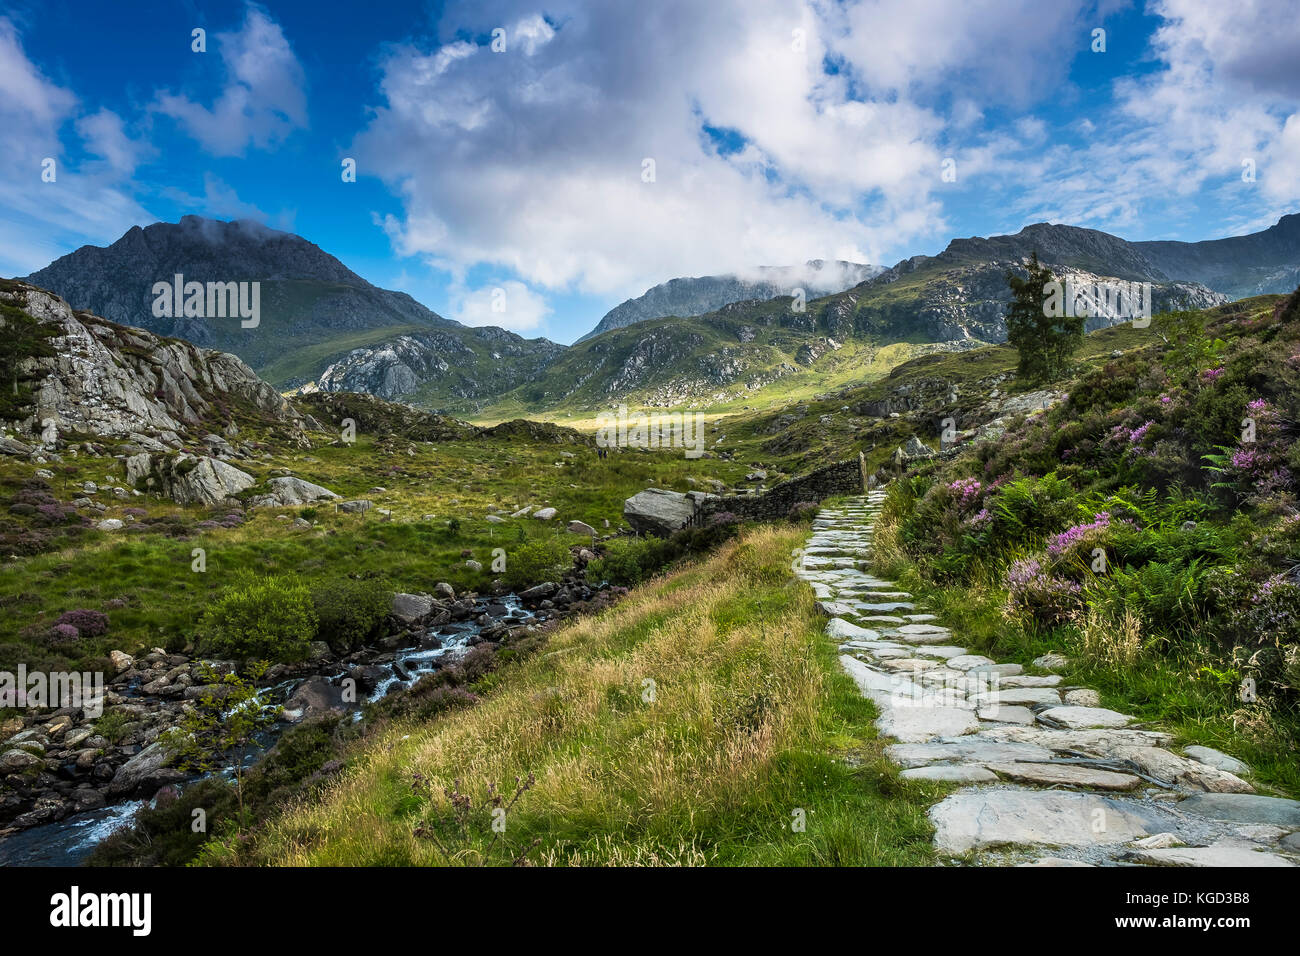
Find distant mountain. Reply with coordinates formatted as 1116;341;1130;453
20;217;564;406
21;214;1292;418
578;260;882;342
476;222;1236;415
1133;214;1300;299
852;221;1227;343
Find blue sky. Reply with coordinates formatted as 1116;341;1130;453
2;0;1297;343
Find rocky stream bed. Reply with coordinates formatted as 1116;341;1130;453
0;576;612;866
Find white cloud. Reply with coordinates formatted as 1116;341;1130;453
76;109;151;175
0;18;153;276
153;3;307;156
995;0;1300;234
450;280;552;332
360;0;1231;303
355;1;961;301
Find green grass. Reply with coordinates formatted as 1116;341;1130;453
196;525;940;866
0;431;756;668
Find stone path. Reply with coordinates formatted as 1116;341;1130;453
796;493;1300;867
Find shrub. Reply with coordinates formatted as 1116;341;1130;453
314;578;393;653
786;501;819;522
54;608;109;637
501;536;571;591
1090;559;1207;634
587;538;652;587
46;623;81;647
1004;556;1082;626
201;574;318;663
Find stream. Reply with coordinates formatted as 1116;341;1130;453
0;593;534;867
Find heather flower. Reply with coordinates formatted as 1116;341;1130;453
1220;398;1294;502
47;623;81;646
947;477;983;510
1047;512;1111;557
1128;421;1154;444
1005;556;1082;625
54;608;109;637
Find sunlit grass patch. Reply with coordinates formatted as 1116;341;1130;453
200;525;937;867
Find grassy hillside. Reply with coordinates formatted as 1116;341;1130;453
193;525;939;867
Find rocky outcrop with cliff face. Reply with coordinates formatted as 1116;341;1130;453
0;281;317;453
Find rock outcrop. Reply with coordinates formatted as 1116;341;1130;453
247;476;339;509
0;282;317;451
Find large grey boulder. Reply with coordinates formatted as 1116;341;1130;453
623;488;713;536
280;677;349;723
149;454;256;506
391;592;435;624
107;742;185;796
248;475;339;509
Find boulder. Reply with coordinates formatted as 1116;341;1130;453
159;455;256;506
107;742;185;796
0;748;43;772
391;592;434;624
248;476;339;509
533;507;558;520
519;581;559;603
567;520;596;536
338;499;373;514
623;488;705;536
892;436;936;466
96;518;124;532
281;677;349;723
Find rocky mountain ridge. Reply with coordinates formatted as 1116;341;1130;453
578;259;883;342
20;217;565;402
